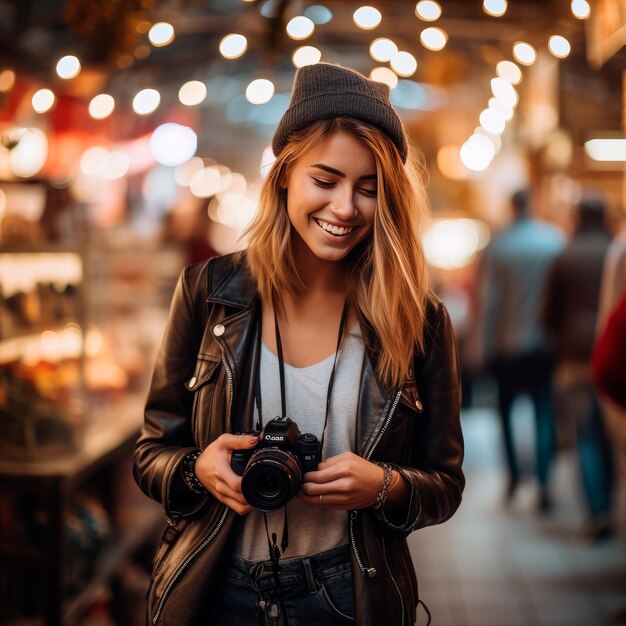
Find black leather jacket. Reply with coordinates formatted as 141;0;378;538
134;253;464;626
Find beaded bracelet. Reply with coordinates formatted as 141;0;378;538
373;462;393;510
181;450;207;495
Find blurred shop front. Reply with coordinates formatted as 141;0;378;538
0;1;624;625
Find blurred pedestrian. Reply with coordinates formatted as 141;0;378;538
542;195;614;541
475;190;564;509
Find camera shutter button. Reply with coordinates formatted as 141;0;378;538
213;323;225;337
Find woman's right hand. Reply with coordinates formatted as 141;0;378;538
194;434;259;515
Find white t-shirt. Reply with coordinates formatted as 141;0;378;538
234;323;365;562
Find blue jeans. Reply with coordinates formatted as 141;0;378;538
211;545;354;626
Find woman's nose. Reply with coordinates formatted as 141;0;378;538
329;192;358;219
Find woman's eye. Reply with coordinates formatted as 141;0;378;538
312;178;334;188
360;188;377;197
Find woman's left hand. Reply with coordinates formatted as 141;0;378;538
298;452;384;510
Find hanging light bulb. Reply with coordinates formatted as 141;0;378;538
89;94;115;119
415;1;442;21
483;0;507;17
286;16;315;39
571;0;590;19
496;60;522;84
548;35;571;59
513;42;536;65
149;22;175;47
370;67;399;89
56;55;81;79
246;79;274;104
420;27;447;51
32;89;55;113
219;34;248;59
292;46;322;67
353;6;382;30
370;38;398;62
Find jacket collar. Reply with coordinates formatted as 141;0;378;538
207;253;258;311
205;253;398;450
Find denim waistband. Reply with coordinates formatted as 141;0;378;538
225;545;352;593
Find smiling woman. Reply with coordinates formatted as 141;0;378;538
134;63;464;626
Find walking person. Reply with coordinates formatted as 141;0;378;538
134;63;464;626
542;195;614;541
474;190;564;509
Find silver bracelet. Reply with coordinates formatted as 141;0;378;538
373;462;393;510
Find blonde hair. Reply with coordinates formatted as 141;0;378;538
243;118;432;390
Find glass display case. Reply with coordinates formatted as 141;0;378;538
0;249;85;460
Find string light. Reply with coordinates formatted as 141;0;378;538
89;94;115;119
390;51;417;77
370;38;398;62
292;46;322;68
370;67;398;88
415;1;442;21
245;79;274;104
179;80;207;106
460;134;495;171
496;60;522;84
353;6;382;30
286;16;315;39
483;0;507;17
149;22;175;47
548;35;571;59
513;42;537;65
32;88;55;113
479;108;506;135
56;55;81;79
420;27;447;51
491;77;518;107
219;34;248;59
571;0;590;19
133;88;161;115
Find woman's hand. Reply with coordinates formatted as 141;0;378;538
298;452;385;510
194;434;259;515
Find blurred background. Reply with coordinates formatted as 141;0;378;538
0;0;624;625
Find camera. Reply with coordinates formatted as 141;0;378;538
231;417;322;512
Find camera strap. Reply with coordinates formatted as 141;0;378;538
254;301;348;566
273;300;349;453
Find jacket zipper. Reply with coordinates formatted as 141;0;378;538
154;344;236;624
349;389;402;576
153;507;229;625
382;536;405;626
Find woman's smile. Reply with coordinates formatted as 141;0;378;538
284;130;377;264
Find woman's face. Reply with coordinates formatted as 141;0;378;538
283;130;377;264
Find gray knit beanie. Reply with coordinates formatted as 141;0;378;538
272;63;408;163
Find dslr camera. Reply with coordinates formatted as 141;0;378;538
231;416;322;512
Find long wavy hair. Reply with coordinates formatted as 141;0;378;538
242;117;432;390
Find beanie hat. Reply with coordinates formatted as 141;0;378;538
272;63;408;163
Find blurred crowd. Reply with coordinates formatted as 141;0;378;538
456;189;626;544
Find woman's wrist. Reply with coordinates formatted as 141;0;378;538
372;462;393;509
181;450;208;496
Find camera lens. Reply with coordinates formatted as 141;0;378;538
241;447;303;512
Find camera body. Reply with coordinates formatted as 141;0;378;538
231;416;321;512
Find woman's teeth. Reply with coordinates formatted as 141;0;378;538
314;218;354;236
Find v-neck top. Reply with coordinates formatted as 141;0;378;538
233;323;365;562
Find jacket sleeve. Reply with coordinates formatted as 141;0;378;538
592;288;626;409
133;261;213;522
377;300;465;532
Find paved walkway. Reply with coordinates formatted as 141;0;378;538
409;403;626;626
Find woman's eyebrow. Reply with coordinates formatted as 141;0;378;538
310;163;377;181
